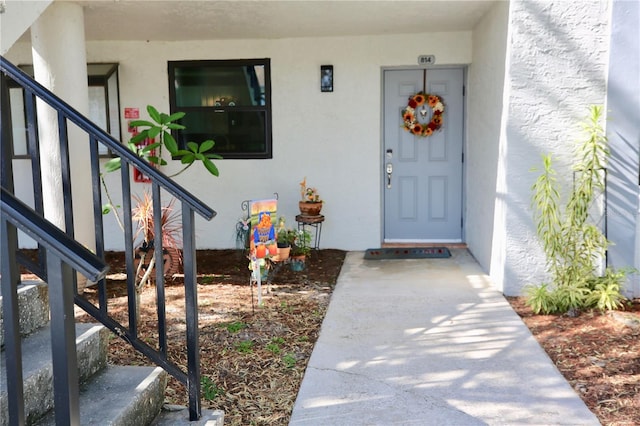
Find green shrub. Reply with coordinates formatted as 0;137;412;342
201;376;224;401
528;106;630;314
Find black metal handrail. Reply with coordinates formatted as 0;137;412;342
1;55;215;422
1;188;109;425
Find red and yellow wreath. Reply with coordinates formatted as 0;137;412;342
401;92;444;137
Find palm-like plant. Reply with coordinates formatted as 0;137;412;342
132;191;182;286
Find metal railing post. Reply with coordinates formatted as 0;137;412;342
182;204;201;421
47;254;81;425
0;217;25;426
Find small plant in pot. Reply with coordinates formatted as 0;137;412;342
290;229;312;271
276;226;296;261
298;177;323;216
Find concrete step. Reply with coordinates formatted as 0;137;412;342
0;322;108;425
36;366;168;426
0;281;50;347
151;405;225;425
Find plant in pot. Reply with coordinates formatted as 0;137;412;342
100;105;222;321
290;229;312;271
131;190;182;322
276;227;296;261
298;177;323;216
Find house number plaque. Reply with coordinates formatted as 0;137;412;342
418;55;436;66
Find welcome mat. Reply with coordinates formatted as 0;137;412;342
364;247;451;260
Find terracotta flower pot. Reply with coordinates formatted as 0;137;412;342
299;201;322;216
274;246;290;261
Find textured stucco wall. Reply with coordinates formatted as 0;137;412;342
0;0;53;55
6;32;472;250
466;1;510;272
606;0;640;297
490;0;611;295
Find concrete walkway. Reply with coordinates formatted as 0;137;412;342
289;250;599;425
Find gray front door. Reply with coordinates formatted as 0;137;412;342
383;68;464;242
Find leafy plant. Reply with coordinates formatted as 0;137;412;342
103;105;221;178
201;376;224;401
524;283;556;315
282;353;296;368
101;105;222;228
99;106;222;322
291;229;312;257
266;336;286;354
234;340;254;353
528;105;629;314
132;191;182;248
299;177;322;203
277;227;297;248
130;191;183;302
585;268;630;311
224;321;247;333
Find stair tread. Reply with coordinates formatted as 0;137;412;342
0;281;49;345
151;405;224;426
0;322;103;392
36;365;167;426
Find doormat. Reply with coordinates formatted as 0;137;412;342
364;247;451;260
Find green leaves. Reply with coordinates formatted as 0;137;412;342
103;157;122;173
170;138;220;177
102;105;222;179
527;105;628;315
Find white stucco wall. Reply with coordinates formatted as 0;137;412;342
0;0;53;55
466;1;509;272
606;0;640;297
6;32;472;250
490;0;610;295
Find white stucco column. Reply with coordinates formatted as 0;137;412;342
606;0;640;297
490;0;610;295
31;2;95;285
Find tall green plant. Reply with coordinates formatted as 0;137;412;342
528;105;627;314
101;105;222;226
98;106;222;320
103;105;222;177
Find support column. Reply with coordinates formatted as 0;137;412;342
31;2;95;289
605;0;640;297
490;0;610;295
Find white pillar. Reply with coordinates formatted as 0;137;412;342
490;0;610;296
31;2;95;286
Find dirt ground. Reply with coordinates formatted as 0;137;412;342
74;249;346;425
507;296;640;426
68;249;640;426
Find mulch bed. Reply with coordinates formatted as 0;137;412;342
507;296;640;426
73;249;346;426
20;248;640;425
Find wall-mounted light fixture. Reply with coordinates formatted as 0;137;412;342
321;65;333;92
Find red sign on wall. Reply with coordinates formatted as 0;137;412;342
124;107;139;119
133;137;155;183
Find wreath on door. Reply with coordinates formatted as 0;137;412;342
401;92;444;137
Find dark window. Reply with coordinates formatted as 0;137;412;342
8;63;121;158
168;59;272;159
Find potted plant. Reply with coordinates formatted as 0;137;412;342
100;105;222;322
290;229;312;271
132;190;182;278
298;177;323;216
276;228;294;259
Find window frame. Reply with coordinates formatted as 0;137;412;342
7;63;121;159
167;59;272;159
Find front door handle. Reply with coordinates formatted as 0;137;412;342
386;163;393;188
